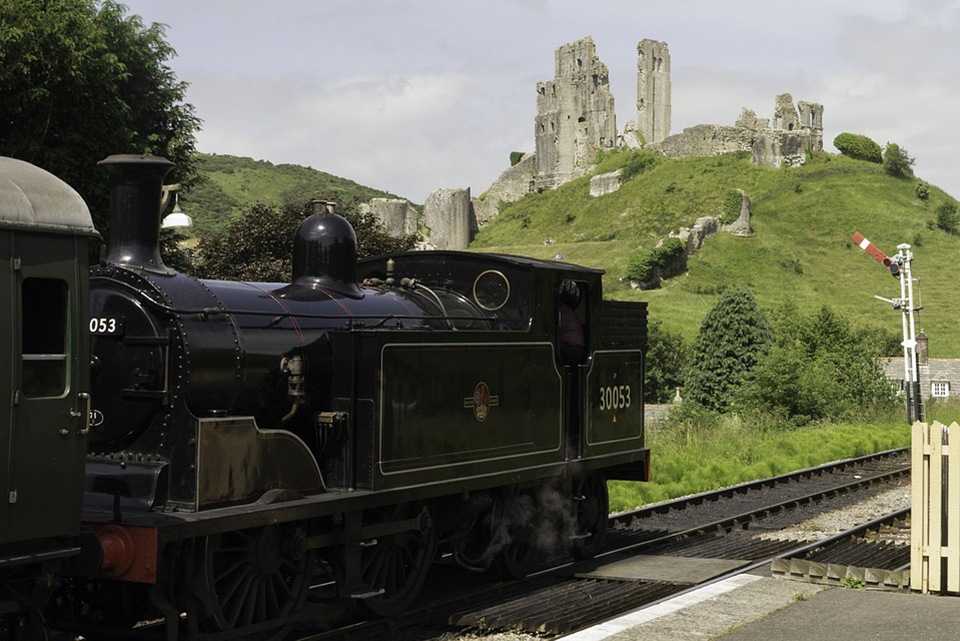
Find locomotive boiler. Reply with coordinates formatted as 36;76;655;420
0;154;650;641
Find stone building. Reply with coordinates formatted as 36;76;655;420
882;332;960;403
534;36;617;191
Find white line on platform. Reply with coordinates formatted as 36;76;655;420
561;574;764;641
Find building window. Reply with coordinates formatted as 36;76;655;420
932;381;951;398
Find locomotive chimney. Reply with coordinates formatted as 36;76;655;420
290;199;362;298
98;154;175;273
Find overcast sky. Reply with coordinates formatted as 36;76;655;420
122;0;959;204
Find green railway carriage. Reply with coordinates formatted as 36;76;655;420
0;157;98;615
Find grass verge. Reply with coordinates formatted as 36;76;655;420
609;413;911;512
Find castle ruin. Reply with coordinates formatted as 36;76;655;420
636;39;671;145
653;92;823;168
534;36;617;191
368;36;825;248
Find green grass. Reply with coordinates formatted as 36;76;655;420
607;414;911;512
473;150;960;355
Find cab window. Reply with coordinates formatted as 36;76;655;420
21;277;69;398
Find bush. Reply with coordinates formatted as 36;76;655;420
833;133;882;163
509;151;525;166
936;201;959;235
721;189;744;224
625;236;686;284
733;305;898;423
619;150;660;181
883;143;914;178
916;181;930;200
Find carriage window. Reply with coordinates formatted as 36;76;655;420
21;277;68;397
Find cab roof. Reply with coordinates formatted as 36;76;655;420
0;156;99;237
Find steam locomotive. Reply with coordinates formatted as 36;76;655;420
0;154;648;640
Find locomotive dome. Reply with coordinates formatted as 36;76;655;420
291;200;362;297
0;156;99;236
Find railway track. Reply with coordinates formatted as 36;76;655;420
292;447;912;641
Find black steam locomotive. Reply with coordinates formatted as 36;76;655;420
0;154;648;640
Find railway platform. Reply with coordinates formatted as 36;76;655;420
562;569;960;641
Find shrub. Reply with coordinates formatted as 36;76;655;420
833;133;882;163
509;151;525;166
625;237;686;284
883;143;914;178
721;189;744;224
619;150;660;181
734;305;898;423
626;248;656;283
916;181;930;200
936;201;959;235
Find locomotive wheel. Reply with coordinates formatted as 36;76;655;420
357;503;436;617
199;524;313;638
570;473;609;560
492;491;541;580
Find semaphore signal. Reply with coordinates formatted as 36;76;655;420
852;231;922;423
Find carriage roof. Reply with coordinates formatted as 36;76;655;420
0;156;99;237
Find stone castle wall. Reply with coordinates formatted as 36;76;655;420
424;187;473;250
652;93;823;167
360;198;418;237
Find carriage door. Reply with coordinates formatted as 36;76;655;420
2;233;89;543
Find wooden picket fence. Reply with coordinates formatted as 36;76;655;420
912;421;960;593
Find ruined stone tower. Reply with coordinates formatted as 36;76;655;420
534;36;616;191
636;39;671;145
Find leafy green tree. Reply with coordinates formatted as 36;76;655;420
833;133;882;163
644;320;689;403
0;0;201;239
683;288;773;411
734;306;897;423
883;143;914;178
195;201;418;282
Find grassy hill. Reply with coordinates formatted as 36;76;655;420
180;153;406;238
472;149;960;357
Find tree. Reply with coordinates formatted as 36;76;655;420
734;306;897;423
683;288;773;412
883;143;914;178
195;201;418;282
644;320;689;403
0;0;201;240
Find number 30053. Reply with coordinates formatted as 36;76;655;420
598;385;631;411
